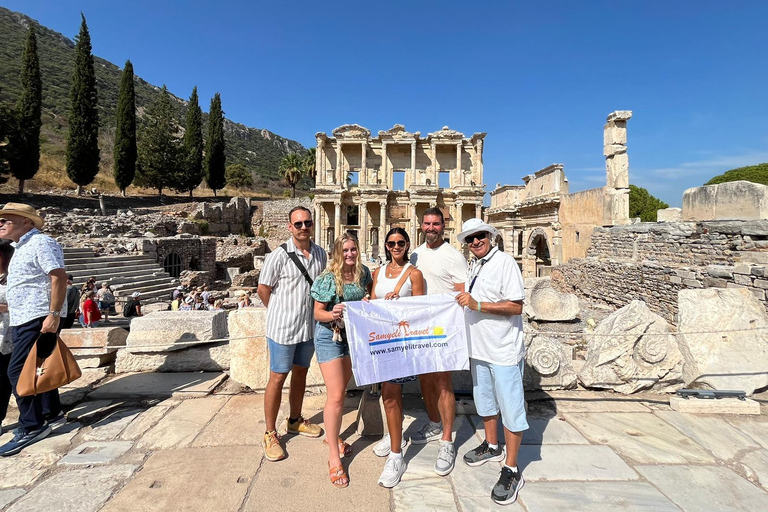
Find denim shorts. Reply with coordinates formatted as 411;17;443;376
314;323;349;364
267;338;314;374
471;358;529;433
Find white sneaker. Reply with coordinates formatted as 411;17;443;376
411;421;443;445
373;433;407;457
434;441;456;476
378;455;407;488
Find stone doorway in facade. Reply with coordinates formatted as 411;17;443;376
163;252;183;278
528;229;552;277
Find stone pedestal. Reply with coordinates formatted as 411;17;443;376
355;389;385;437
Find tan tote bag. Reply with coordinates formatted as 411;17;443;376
16;334;82;397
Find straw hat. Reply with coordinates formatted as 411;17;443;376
0;203;44;229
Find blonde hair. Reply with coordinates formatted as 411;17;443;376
324;231;364;299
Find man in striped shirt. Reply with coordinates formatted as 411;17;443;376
256;206;327;461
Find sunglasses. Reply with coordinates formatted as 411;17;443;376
0;218;13;226
385;240;407;249
292;220;313;229
465;232;489;244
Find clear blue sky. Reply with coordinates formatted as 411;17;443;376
5;0;768;206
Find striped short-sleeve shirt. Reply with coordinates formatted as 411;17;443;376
260;238;327;345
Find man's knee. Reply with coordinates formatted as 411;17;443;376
267;371;289;387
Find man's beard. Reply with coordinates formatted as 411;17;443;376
425;231;442;243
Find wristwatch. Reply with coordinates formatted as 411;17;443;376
48;310;61;317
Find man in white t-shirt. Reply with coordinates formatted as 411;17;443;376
455;218;527;506
408;207;467;477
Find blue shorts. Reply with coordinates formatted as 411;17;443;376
267;338;314;374
314;323;349;364
471;358;529;433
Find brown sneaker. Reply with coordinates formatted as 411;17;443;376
262;430;286;461
286;416;323;438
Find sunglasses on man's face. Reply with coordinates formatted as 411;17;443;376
0;218;13;226
465;232;489;244
385;240;407;249
292;220;313;229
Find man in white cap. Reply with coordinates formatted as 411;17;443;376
455;217;527;506
0;203;67;456
124;291;143;318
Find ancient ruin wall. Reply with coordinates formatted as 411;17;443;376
552;220;768;323
558;187;608;261
257;197;313;244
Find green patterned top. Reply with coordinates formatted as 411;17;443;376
310;267;372;310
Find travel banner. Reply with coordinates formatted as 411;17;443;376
344;294;469;386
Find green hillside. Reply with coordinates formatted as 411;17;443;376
705;163;768;187
0;7;306;192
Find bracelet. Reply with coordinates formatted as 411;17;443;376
477;301;482;312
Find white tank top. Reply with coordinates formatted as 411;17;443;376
374;262;414;298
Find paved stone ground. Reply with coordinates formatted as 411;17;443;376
0;374;766;512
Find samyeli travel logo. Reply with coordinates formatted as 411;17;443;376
368;320;447;346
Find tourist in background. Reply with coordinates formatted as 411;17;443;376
123;291;142;318
237;292;252;309
455;218;527;506
256;206;326;463
193;295;207;311
0;242;15;432
80;290;101;328
370;228;425;488
408;207;467;477
97;282;114;322
310;232;372;488
172;285;184;301
179;296;194;311
81;276;96;295
211;299;225;312
0;203;67;456
62;273;80;329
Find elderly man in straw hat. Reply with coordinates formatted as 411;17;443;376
0;203;67;456
455;217;528;506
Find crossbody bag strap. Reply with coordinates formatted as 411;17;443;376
393;264;415;296
281;243;313;286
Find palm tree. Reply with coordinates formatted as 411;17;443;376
302;147;316;180
280;153;303;198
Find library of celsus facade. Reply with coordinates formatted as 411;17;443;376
313;124;486;258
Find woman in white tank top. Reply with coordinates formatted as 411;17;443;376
370;227;425;488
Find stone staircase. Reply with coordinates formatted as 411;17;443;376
63;248;179;304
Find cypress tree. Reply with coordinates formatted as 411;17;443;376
0;103;14;185
135;85;180;197
205;93;226;196
113;60;137;196
9;26;42;194
174;86;204;196
66;14;100;195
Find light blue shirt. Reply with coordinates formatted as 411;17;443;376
8;228;66;326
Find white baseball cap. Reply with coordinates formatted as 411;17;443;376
131;292;141;298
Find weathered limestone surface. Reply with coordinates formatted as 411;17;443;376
228;307;325;390
6;465;137;512
115;342;230;373
524;279;580;321
60;327;128;354
578;300;682;393
683;180;768;222
678;288;768;395
125;311;228;353
656;207;682;222
524;335;577;390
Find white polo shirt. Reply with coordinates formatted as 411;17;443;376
464;247;525;366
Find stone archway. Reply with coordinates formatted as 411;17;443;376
527;228;552;277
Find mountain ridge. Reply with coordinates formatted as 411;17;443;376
0;6;306;192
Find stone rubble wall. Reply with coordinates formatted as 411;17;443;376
190;197;252;236
256;197;313;247
553;220;768;323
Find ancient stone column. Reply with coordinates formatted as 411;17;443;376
361;142;367;186
456;143;462;186
381;142;388;189
475;203;482;221
336;142;343;185
430;143;437;185
314;203;321;242
410;202;418;244
604;110;632;226
380;201;387;239
334;202;341;241
361;202;369;256
410;141;417;187
476;138;483;181
455;201;464;230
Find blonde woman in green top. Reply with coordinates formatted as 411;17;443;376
311;232;372;488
